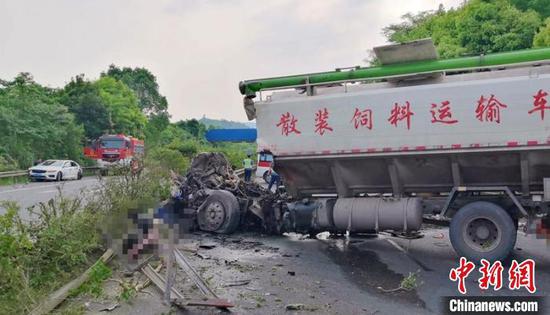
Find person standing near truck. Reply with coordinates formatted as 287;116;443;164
243;154;254;182
267;167;280;192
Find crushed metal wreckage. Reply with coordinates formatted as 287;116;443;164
168;152;290;235
168;152;349;237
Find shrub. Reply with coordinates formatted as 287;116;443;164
146;147;189;173
0;197;100;314
0;157;173;314
0;155;18;171
0;202;33;314
167;139;199;158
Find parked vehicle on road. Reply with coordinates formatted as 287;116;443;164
28;160;82;181
231;40;550;262
83;134;144;172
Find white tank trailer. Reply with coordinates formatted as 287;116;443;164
239;40;550;261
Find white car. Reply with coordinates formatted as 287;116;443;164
28;160;83;181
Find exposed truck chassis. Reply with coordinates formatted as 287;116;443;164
171;153;549;262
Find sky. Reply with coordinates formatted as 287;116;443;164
0;0;462;122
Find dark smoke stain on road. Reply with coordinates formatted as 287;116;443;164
322;238;426;308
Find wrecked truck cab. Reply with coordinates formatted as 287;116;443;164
173;152;275;234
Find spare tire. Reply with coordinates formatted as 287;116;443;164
197;190;240;234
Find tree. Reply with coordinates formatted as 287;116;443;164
457;0;541;54
510;0;550;19
175;119;206;139
383;6;467;58
60;75;110;139
143;111;171;147
158;124;192;146
102;65;168;116
534;18;550;47
93;77;147;137
0;73;83;167
382;0;542;58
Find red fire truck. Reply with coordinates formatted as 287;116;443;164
84;134;144;170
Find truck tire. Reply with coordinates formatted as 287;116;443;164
449;201;516;262
197;190;240;234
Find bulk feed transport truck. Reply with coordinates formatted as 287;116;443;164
237;40;550;261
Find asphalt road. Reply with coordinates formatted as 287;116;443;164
94;226;550;315
2;176;547;314
0;177;101;220
337;226;550;314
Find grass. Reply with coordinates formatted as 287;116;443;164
400;272;419;291
69;261;112;298
0;175;29;186
377;270;422;293
117;279;137;302
0;198;101;314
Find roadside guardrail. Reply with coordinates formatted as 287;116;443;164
234;168;244;177
0;166;251;183
0;166;102;182
0;170;28;179
234;167;257;178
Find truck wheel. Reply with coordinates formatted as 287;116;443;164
450;201;516;262
197;190;240;234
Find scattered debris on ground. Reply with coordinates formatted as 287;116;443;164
61;231;437;314
285;303;320;311
377;271;421;293
140;254;235;309
222;279;251;287
97;302;119;312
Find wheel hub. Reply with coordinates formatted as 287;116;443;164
464;217;501;252
198;201;226;231
476;225;490;239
